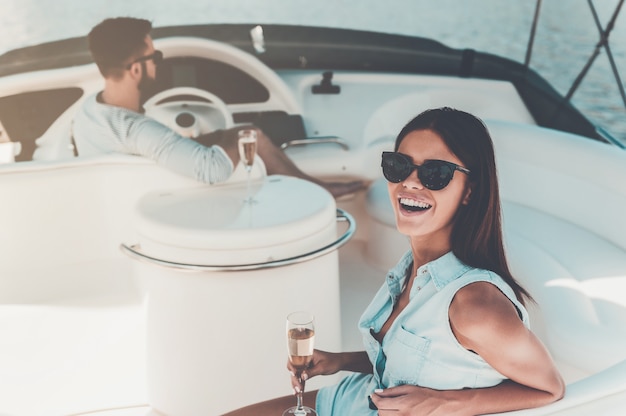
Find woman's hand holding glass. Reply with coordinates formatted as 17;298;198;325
287;350;373;393
287;349;340;392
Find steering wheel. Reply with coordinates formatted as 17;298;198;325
143;87;234;137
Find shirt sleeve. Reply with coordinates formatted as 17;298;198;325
124;115;234;184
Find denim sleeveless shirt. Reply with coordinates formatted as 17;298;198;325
316;251;529;415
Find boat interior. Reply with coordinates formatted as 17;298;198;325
1;25;626;416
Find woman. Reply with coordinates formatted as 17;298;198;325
224;108;564;415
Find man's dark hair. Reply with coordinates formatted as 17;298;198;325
88;17;152;79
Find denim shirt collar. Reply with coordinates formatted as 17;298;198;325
385;250;472;297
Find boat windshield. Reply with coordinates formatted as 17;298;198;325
0;0;624;144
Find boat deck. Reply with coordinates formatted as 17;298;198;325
2;127;626;414
0;292;147;415
0;229;385;415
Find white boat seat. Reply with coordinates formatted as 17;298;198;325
364;177;409;270
502;202;626;378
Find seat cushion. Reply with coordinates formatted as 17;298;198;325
365;177;395;226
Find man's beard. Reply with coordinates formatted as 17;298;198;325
138;61;158;105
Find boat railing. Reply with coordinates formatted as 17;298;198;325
595;125;626;148
280;136;350;151
119;208;355;272
526;0;625;146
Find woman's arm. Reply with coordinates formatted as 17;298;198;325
371;281;565;415
288;350;372;392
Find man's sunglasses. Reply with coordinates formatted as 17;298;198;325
126;50;163;69
381;151;470;190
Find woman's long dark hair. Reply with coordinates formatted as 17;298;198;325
394;107;532;305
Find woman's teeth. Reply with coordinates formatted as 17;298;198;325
399;198;432;212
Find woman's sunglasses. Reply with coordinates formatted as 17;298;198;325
381;151;470;190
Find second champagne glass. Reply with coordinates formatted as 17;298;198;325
283;311;317;416
237;129;257;204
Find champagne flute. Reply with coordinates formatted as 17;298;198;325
283;311;317;416
237;129;258;204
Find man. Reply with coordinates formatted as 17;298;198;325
73;17;364;197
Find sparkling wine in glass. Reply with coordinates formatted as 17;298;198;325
283;311;317;416
237;129;258;204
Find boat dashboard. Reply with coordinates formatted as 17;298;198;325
153;56;270;105
142;54;309;149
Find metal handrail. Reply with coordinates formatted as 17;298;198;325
595;125;626;149
549;0;625;125
526;0;625;145
119;208;355;272
524;0;542;69
280;137;350;151
587;0;626;108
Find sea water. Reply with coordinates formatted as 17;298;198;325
0;0;624;142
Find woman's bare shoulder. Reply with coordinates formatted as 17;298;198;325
449;281;525;347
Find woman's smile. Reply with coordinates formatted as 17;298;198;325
398;194;432;214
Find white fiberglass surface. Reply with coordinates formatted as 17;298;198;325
0;296;147;416
133;175;336;265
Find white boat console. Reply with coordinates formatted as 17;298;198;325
122;175;351;415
